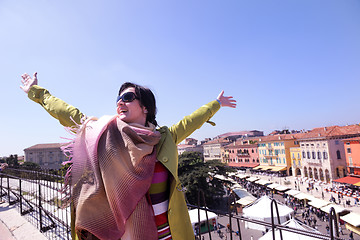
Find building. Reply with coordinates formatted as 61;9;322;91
298;125;360;183
255;134;302;176
216;130;264;142
24;143;68;169
343;137;360;176
223;140;259;169
203;137;231;162
290;147;302;177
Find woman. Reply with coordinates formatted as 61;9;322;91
21;72;236;240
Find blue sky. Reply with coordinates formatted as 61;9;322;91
1;0;360;157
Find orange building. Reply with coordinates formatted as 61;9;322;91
343;137;360;176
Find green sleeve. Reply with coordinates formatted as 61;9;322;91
27;85;85;128
169;100;221;145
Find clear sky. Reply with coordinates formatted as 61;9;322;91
1;0;360;157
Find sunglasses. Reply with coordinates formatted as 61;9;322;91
116;92;139;104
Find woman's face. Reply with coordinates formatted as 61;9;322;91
116;87;147;126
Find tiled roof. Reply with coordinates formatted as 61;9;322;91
203;137;231;145
299;124;360;140
24;143;65;151
258;133;305;142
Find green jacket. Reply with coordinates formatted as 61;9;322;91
28;85;220;240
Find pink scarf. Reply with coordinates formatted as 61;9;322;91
66;115;161;240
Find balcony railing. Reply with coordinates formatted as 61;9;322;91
0;167;343;240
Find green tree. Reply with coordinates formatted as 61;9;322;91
21;161;41;170
178;151;234;209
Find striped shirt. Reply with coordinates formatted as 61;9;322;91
149;160;172;240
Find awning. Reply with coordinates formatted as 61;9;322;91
246;177;260;182
275;185;290;192
267;183;280;189
268;166;287;172
252;166;263;170
255;179;273;186
308;199;330;209
332;176;360;185
236;196;257;206
228;162;259;168
285;189;301;196
355;182;360;187
320;204;350;215
293;192;315;201
235;174;249;179
341;212;360;227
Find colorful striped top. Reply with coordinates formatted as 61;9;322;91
149;160;172;240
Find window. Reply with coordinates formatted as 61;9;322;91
335;140;339;145
336;150;341;159
307;151;311;159
312;151;316;159
302;151;306;158
323;151;328;160
317;151;322;160
292;153;295;159
349;157;353;166
347;148;351;154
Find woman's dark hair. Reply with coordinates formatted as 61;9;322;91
118;82;157;126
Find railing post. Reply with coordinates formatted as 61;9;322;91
19;178;22;214
7;176;10;203
270;199;283;240
329;207;339;240
39;179;43;232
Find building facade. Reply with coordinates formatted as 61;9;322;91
256;134;301;176
299;125;360;183
24;143;67;169
290;147;302;177
203;138;231;162
343;137;360;176
223;141;259;169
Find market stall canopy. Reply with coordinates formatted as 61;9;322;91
188;209;218;225
235;195;257;206
246;177;260;182
320;204;350;215
236;174;249;179
332;176;360;185
308;198;330;209
255;179;273;185
259;218;321;240
253;166;263;170
340;212;360;227
233;188;255;199
285;189;301;196
267;183;280;189
293;192;316;201
231;183;242;189
275;185;291;192
243;195;294;231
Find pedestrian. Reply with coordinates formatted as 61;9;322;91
350;231;354;240
326;225;330;235
20;72;236;240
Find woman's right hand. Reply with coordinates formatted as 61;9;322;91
20;72;38;93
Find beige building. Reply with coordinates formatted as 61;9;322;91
24;143;68;169
298;125;360;183
203;137;231;162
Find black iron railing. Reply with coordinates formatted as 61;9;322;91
0;168;346;240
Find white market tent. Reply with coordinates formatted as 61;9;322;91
256;179;273;185
267;183;280;189
242;195;294;231
340;212;360;228
320;204;350;215
308;198;331;209
285;189;301;196
275;185;290;192
293;192;315;201
259;218;321;240
188;209;218;231
247;176;260;182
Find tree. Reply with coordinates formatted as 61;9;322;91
178;151;235;209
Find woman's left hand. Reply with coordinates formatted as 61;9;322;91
217;90;237;108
